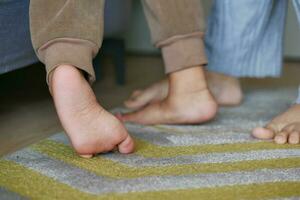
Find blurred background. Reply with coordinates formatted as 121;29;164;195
0;0;300;155
124;0;300;57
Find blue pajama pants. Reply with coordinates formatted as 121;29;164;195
205;0;300;103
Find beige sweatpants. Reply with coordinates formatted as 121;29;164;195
29;0;207;85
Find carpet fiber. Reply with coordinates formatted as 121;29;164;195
1;89;300;200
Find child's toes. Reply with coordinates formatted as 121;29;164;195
118;135;135;154
288;131;300;144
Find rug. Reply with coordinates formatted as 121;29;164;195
1;88;300;200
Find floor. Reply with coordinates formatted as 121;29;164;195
2;88;299;199
0;55;299;156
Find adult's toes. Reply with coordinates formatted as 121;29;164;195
252;127;275;139
79;154;93;158
288;131;300;144
274;131;289;144
118;135;135;154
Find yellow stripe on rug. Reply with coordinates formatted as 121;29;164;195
133;139;300;157
32;140;300;179
0;160;299;200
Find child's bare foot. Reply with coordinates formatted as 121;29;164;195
124;71;242;109
124;79;169;110
51;65;134;158
252;104;300;144
121;66;218;125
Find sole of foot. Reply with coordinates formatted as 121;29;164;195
51;65;134;158
121;66;218;125
252;104;300;144
124;71;242;110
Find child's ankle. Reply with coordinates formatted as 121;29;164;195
50;64;84;95
168;65;208;93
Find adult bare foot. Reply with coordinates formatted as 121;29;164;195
51;65;134;158
124;71;242;110
121;66;218;125
206;71;243;106
252;104;300;144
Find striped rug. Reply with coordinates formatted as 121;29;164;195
1;89;300;200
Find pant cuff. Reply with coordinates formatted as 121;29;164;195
158;32;207;74
205;41;283;78
37;38;98;85
206;63;282;78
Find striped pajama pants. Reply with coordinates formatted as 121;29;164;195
205;0;300;103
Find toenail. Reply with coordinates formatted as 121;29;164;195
275;136;286;144
79;154;93;158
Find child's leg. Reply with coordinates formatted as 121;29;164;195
124;71;243;110
122;66;217;125
30;0;134;157
121;0;217;125
252;86;300;144
124;0;288;111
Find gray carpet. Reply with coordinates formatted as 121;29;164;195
0;88;300;200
